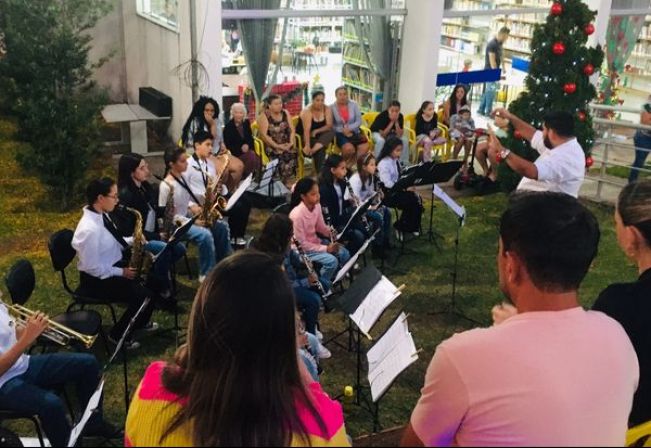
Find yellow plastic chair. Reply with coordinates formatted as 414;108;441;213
362;111;379;127
360;111;378;152
291;115;305;178
250;121;270;166
627;421;651;447
403;113;418;163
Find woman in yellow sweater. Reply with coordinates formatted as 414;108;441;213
125;251;350;447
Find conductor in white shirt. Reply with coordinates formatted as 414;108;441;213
487;109;586;198
72;178;156;350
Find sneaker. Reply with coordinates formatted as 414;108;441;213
139;322;159;333
412;231;420;237
315;328;324;342
235;237;247;247
317;342;332;359
108;335;141;351
199;275;206;284
84;420;124;440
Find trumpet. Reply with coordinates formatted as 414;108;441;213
8;304;97;349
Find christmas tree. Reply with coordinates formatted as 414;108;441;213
498;0;604;191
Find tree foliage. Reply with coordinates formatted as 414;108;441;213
0;0;112;208
498;0;604;192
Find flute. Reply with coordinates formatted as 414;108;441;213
292;236;329;299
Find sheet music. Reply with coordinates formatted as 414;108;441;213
367;313;418;402
225;174;253;211
337;193;378;241
433;184;466;221
333;228;380;284
349;275;402;336
67;379;105;447
247;159;279;192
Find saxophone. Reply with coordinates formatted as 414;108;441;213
120;205;154;280
199;153;229;227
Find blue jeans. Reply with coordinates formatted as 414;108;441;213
0;353;102;447
210;220;232;264
478;82;499;115
294;277;331;335
144;240;186;289
373;133;411;165
306;247;350;281
629;131;651;183
367;206;392;247
184;225;216;276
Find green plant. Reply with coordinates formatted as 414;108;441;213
498;0;604;191
0;0;112;209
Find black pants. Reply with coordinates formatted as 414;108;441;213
79;272;155;340
384;191;423;233
224;194;251;239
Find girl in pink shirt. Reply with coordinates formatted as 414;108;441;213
289;178;350;281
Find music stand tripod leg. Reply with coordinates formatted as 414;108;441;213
427;189;443;250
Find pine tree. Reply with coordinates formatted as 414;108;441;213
498;0;604;192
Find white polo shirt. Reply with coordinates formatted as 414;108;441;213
0;303;29;389
517;131;585;198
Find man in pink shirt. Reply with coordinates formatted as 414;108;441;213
402;192;639;447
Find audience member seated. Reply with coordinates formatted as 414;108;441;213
331;86;370;171
415;101;446;163
297;91;336;173
402;192;638;447
223;102;261;178
125;251;350;447
593;180;651;427
442;84;469;127
257;94;297;186
370;100;410;166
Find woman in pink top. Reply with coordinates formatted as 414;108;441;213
289;177;350;281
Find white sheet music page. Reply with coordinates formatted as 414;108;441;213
333;228;380;284
337;193;378;240
367;313;418;402
349;276;402;336
225;173;253;211
433;184;466;222
67;379;105;447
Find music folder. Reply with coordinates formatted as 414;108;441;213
152;214;197;264
224;173;253;212
392;161;463;192
338;266;404;339
336;192;378;241
333;228;380;284
367;312;418;402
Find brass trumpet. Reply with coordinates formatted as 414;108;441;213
8;304;97;349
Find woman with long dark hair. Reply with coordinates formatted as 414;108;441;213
415;101;445;163
319;154;365;254
377;137;423;238
297;91;336;173
254;213;332;359
443;84;469;126
289;177;350;281
114;154;186;301
181;95;245;193
125;251;349;446
258;94;297;186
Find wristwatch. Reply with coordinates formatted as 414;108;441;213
496;149;511;163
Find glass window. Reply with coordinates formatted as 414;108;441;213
136;0;179;31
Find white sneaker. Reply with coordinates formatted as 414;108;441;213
315;328;324;342
199;275;206;284
317;342;332;359
412;231;420;237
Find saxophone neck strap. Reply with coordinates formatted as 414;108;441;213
103;213;130;249
170;173;202;206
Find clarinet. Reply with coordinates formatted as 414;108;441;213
321;206;338;244
292;236;329;299
344;178;372;234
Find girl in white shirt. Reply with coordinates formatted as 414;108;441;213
377;137;423;237
348;153;392;253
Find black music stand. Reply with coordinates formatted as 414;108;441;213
428;188;483;326
420;161;463;248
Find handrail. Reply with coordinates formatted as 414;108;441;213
592;117;651;132
589;103;647;115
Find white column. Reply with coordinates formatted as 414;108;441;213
586;0;612;48
196;0;223;106
398;0;444;113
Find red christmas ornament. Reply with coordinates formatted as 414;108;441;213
585;156;594;168
551;2;563;16
584;23;595;35
578;111;587;121
583;64;595;76
553;42;566;55
514;130;523;140
564;83;577;94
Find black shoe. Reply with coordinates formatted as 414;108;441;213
84;420;124;440
108;334;141;351
156;297;181;313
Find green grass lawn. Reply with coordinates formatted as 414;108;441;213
0;116;639;441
